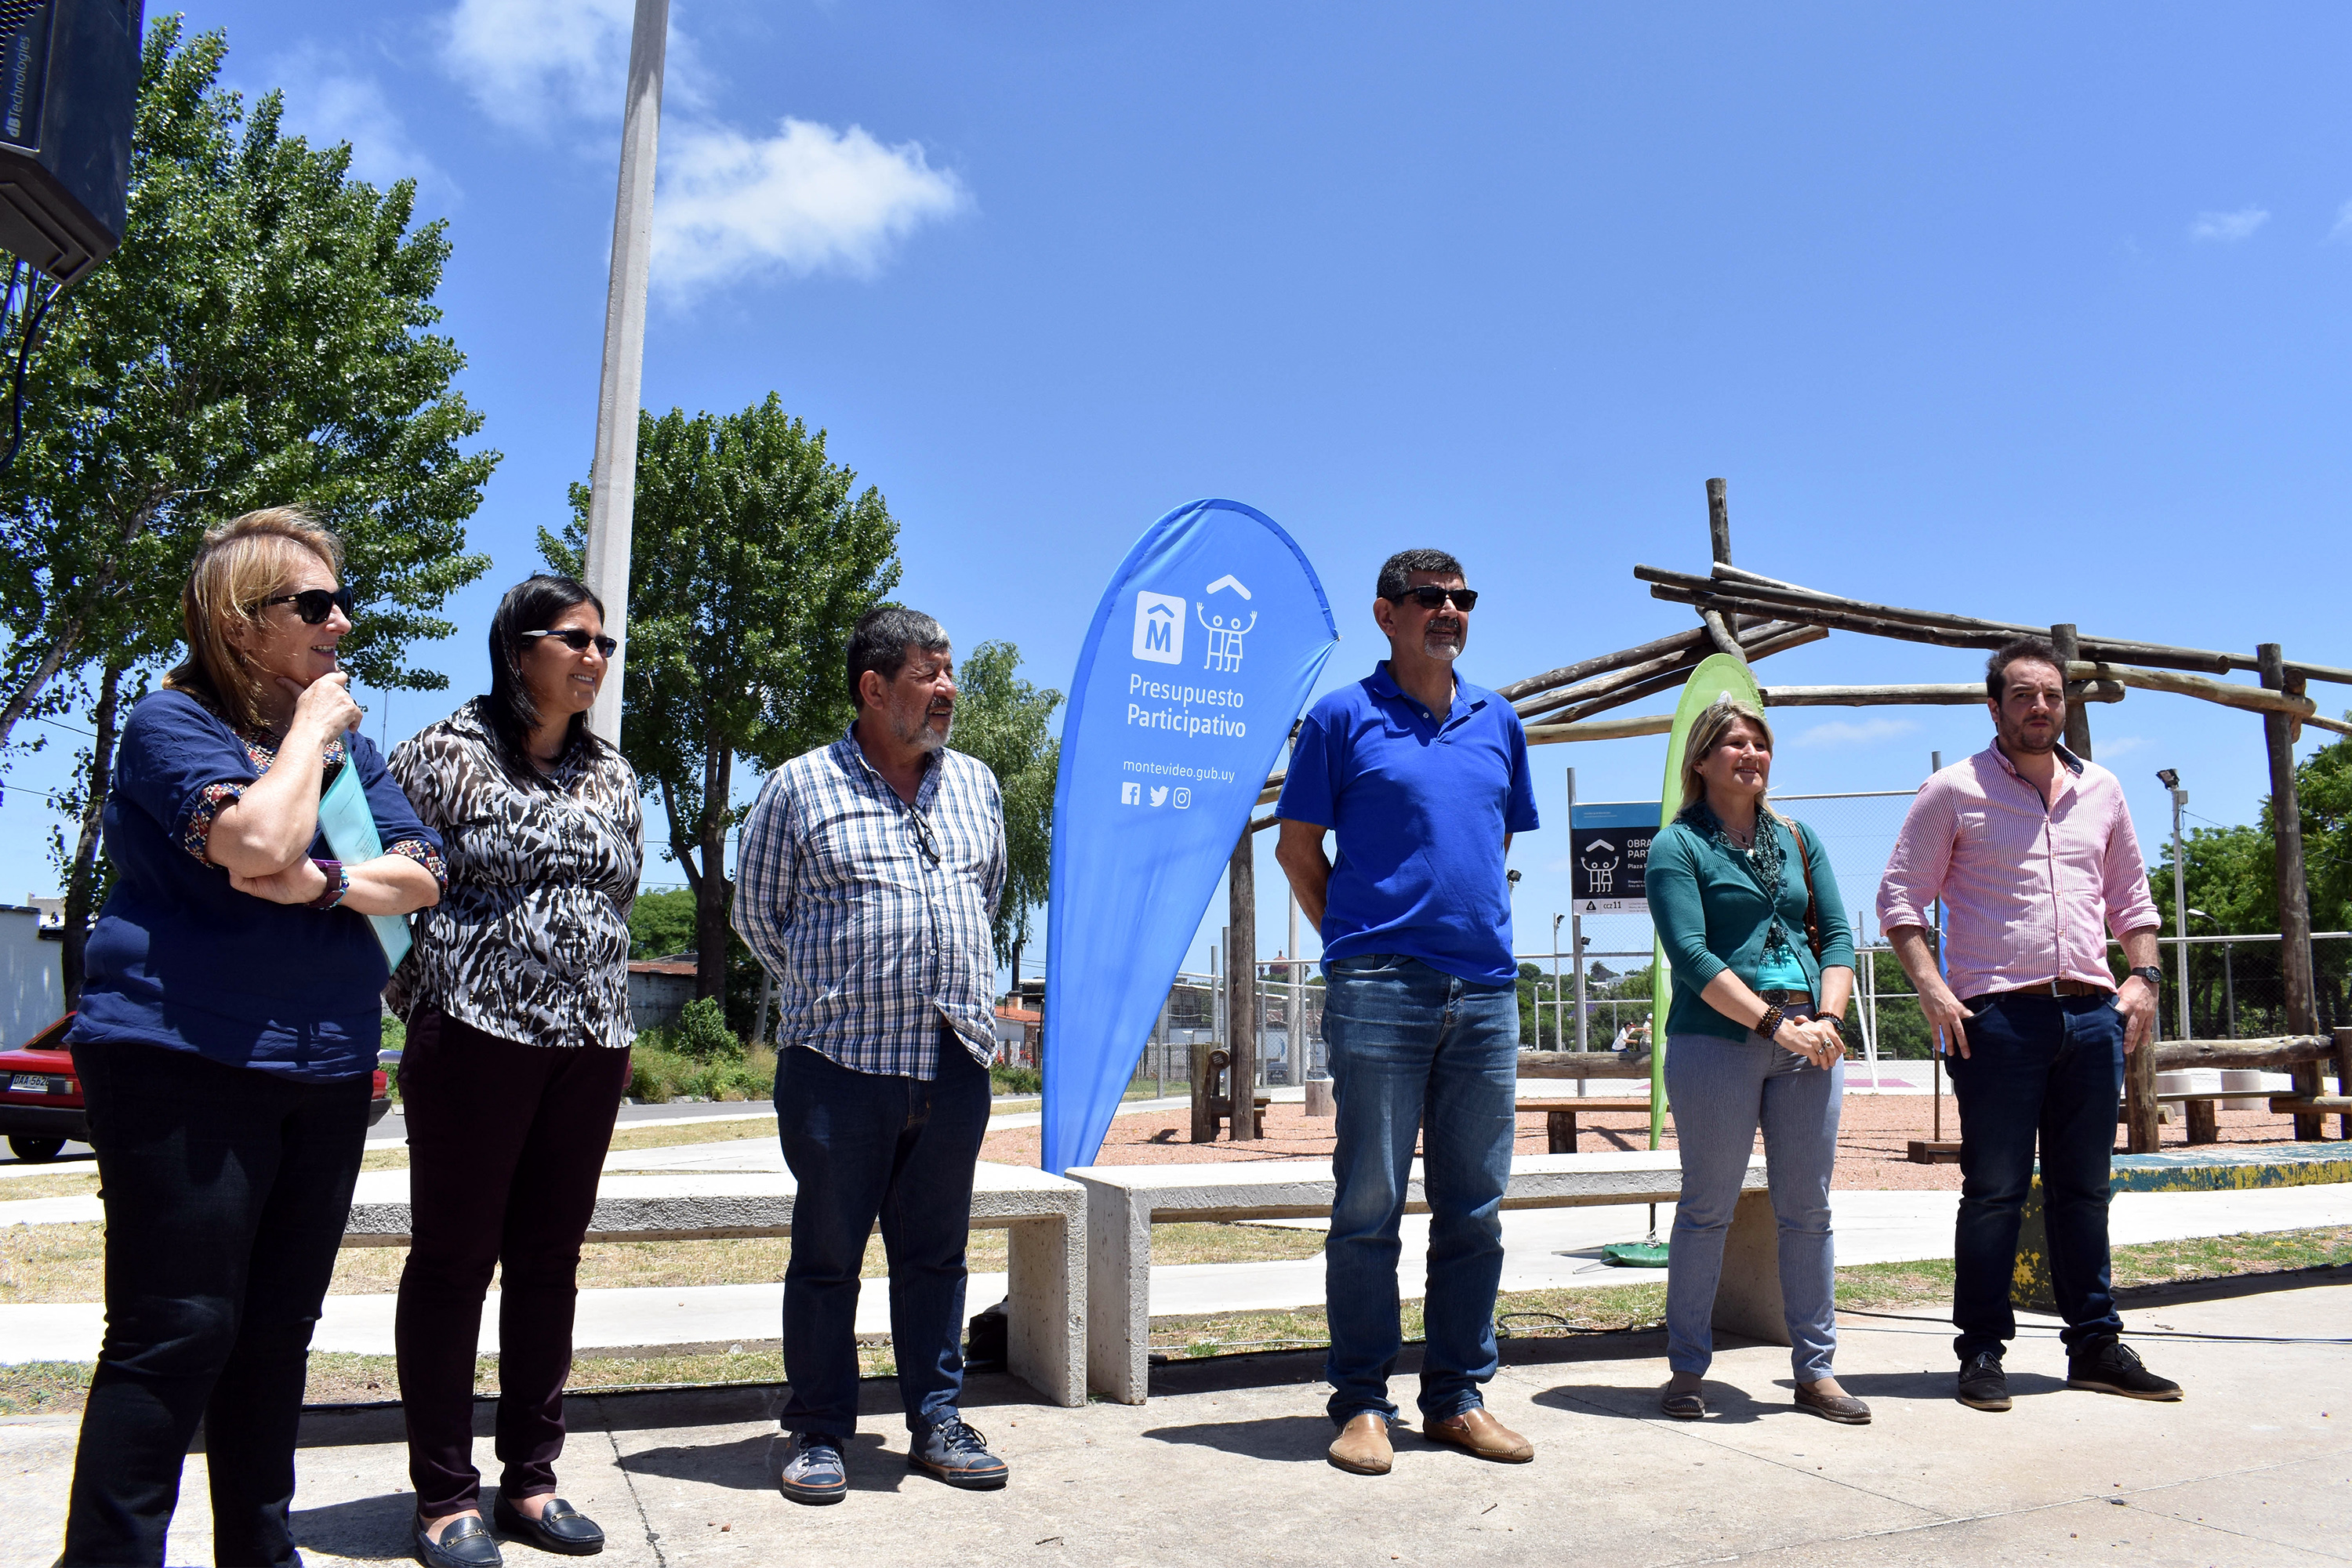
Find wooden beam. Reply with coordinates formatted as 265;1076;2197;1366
2147;1035;2338;1072
1494;625;1713;703
1708;477;1732;565
1225;829;1257;1142
1758;681;2123;706
1700;608;1744;659
1517;618;1811;721
2260;644;2323;1139
1524;713;1675;744
1542;625;1828;725
2069;661;2317;720
1520;1050;1654;1080
2050;624;2094;760
1647;581;2009;652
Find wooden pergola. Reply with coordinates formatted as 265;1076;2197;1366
1209;479;2352;1150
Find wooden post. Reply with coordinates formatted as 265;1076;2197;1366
2335;1026;2352;1141
1706;477;1732;565
2125;1029;2161;1153
2050;624;2092;760
2259;644;2324;1139
1190;945;1217;1143
1226;829;1258;1140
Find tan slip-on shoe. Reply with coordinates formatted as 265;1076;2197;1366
1328;1413;1394;1475
1423;1406;1535;1462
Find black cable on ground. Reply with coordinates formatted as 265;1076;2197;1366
1837;1305;2352;1345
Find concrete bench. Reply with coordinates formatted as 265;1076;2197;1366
342;1160;1087;1408
1067;1150;1776;1404
1517;1097;1656;1153
2013;1142;2352;1311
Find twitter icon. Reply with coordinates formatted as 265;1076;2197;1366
1149;786;1169;808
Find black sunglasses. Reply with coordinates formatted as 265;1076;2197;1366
521;628;619;658
1389;584;1478;612
906;809;941;866
259;586;358;625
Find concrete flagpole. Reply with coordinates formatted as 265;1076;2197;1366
583;0;670;747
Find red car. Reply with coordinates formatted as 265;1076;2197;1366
0;1014;392;1163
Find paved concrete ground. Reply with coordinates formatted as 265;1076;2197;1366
4;1275;2347;1566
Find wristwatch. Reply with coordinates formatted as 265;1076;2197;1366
2128;965;2164;988
307;858;350;911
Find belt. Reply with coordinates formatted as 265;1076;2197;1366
1995;978;2112;998
1756;989;1813;1006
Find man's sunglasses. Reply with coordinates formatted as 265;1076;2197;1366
1388;585;1479;612
521;628;619;658
259;587;358;625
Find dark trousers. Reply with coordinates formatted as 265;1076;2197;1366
60;1038;368;1568
775;1039;990;1439
1947;991;2127;1362
394;1010;630;1519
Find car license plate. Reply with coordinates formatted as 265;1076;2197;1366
9;1073;49;1093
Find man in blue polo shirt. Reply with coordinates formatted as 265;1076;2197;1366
1275;547;1540;1477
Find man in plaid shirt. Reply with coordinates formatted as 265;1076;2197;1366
735;605;1009;1504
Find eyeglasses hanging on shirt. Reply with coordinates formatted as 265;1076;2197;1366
906;808;942;866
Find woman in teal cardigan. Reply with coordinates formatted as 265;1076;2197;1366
1646;696;1864;1424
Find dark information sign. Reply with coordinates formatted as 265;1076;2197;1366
1570;800;1661;913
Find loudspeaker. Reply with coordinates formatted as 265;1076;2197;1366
0;0;141;284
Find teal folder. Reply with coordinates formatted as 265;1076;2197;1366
315;759;414;971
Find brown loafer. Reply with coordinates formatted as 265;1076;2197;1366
1328;1412;1393;1475
1422;1406;1534;1462
1794;1385;1871;1425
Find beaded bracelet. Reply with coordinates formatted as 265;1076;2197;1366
1755;1003;1786;1041
308;858;350;911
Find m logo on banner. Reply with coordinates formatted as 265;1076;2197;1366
1133;591;1185;664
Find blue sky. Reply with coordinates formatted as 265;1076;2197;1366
4;2;2349;978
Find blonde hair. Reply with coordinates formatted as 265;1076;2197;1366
1678;695;1777;815
162;508;345;734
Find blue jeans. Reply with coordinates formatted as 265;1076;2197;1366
775;1037;990;1439
1321;954;1519;1427
1946;991;2125;1362
1663;1029;1843;1382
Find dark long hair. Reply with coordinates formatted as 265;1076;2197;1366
485;575;609;779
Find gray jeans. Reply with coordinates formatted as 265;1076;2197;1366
1664;1026;1844;1381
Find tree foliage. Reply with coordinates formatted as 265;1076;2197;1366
547;395;901;1004
0;20;494;749
947;640;1060;964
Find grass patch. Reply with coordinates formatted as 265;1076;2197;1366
0;1221;104;1303
0;1361;92;1416
604;1116;775;1153
2113;1226;2352;1287
0;1171;100;1201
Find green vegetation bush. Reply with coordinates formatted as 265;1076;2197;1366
989;1063;1042;1095
627;1040;777;1104
671;996;743;1063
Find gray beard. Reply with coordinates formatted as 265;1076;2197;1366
892;706;952;753
1421;631;1462;662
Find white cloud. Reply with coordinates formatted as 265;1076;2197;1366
651;118;969;293
2189;206;2269;243
1791;715;1920;749
2092;735;2149;760
439;0;706;130
2330;201;2352;245
273;48;456;201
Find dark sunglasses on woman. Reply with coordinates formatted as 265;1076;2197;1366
1388;584;1479;612
260;586;358;624
521;627;619;658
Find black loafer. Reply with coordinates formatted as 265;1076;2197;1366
493;1494;605;1555
416;1513;503;1568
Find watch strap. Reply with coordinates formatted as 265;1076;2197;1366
2128;964;2164;986
308;858;350;910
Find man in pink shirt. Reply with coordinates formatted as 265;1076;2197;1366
1879;637;2180;1412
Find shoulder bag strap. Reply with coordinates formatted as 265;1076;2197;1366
1789;817;1825;960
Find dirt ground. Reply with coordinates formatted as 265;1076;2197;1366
978;1090;2337;1190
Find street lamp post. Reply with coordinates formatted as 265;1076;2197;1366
2156;769;2189;1043
582;0;672;748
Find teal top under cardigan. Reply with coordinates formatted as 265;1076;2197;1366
1645;810;1857;1044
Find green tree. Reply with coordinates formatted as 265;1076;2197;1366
946;640;1061;964
546;395;900;1004
2;20;493;997
0;20;493;749
626;886;699;959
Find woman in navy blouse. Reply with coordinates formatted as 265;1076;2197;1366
58;509;445;1568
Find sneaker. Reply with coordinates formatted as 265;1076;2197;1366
908;1416;1009;1490
774;1431;848;1505
2067;1340;2183;1402
1957;1351;2011;1411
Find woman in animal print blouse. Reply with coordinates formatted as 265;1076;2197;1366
387;575;643;1567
